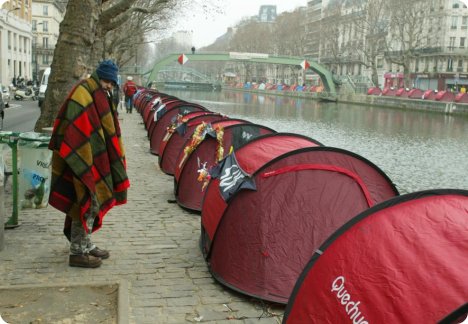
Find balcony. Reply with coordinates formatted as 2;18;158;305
35;45;54;56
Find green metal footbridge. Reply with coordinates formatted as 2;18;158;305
146;52;338;99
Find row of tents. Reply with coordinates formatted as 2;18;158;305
368;86;468;103
132;88;467;323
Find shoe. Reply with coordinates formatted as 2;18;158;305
69;254;102;268
89;246;110;259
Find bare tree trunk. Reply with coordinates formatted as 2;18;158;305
371;61;379;87
34;0;102;132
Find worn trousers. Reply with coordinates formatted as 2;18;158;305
69;216;96;255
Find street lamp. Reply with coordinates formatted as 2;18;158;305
6;7;20;22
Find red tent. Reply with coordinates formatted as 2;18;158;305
455;92;468;103
135;94;176;132
367;87;382;96
147;102;208;156
134;89;164;114
201;145;398;304
174;122;276;211
422;89;438;100
435;90;456;102
408;88;423;99
144;98;184;133
158;111;214;159
154;113;228;164
284;189;468;323
381;87;397;96
395;88;410;97
160;118;249;176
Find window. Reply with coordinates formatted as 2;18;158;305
42;21;48;32
461;37;466;48
449;37;456;51
42;55;49;65
451;16;458;29
7;31;11;50
43;5;48;15
377;58;383;68
462;16;467;29
32;20;36;31
42;37;48;49
447;58;453;72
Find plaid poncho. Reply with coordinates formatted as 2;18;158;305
48;73;130;233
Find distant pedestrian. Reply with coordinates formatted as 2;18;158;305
191;46;196;54
123;76;137;113
48;60;130;268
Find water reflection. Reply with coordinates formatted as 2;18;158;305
166;90;468;193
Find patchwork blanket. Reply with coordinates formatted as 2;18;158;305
48;73;130;233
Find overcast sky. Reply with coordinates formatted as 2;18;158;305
172;0;307;47
0;0;307;48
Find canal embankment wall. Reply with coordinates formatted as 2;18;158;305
223;86;468;116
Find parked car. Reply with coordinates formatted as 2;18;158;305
0;84;10;108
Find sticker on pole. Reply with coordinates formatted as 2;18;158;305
300;60;310;70
178;54;188;65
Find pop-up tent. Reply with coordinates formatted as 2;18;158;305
154;113;228;163
174;121;276;211
284;189;468;323
160;118;249;177
201;145;398;304
137;93;178;129
148;102;209;156
158;111;214;158
133;89;163;114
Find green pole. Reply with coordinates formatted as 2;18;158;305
4;135;19;228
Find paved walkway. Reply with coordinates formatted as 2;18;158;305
0;111;284;323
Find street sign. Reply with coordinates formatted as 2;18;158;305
300;60;310;70
178;54;188;65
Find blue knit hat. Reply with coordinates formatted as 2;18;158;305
96;60;119;85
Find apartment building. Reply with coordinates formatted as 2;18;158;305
307;0;468;90
32;0;66;82
0;0;33;86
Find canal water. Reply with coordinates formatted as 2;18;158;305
165;89;468;194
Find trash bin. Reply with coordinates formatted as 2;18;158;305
17;132;52;209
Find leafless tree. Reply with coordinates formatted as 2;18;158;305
319;1;344;74
383;0;430;87
35;0;220;131
272;9;308;84
348;0;389;86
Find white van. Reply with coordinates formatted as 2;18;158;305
38;67;51;107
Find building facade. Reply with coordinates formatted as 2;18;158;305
258;5;277;22
0;0;33;86
32;0;65;83
306;0;468;91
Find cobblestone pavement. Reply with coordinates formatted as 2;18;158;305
0;111;285;323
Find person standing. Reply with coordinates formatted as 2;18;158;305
123;76;137;113
48;60;130;268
